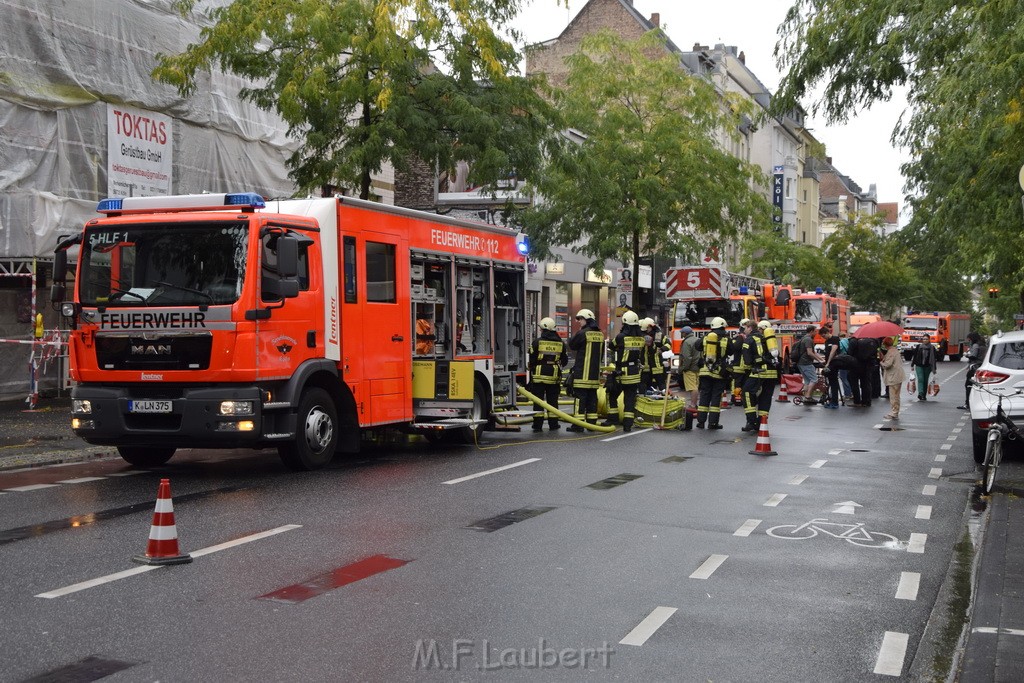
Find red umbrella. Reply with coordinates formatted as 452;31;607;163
852;320;903;339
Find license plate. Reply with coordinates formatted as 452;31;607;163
128;400;172;414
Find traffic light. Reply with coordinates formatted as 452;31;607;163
989;286;1000;298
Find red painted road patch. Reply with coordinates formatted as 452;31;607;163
258;554;410;604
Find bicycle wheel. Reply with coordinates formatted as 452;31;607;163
845;531;901;548
765;524;817;540
982;428;1002;494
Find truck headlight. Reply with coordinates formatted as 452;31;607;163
219;400;254;416
72;399;92;414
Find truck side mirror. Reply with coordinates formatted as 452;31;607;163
775;289;791;306
277;235;298;278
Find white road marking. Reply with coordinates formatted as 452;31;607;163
947;435;957;441
828;449;843;455
896;572;920;600
763;493;787;507
873;631;909;676
922;485;937;496
602;428;652;442
928;468;942;479
3;483;60;492
35;525;302;599
810;460;827;469
832;501;862;515
733;519;761;537
690;554;728;580
934;453;947;462
56;477;107;484
108;470;145;477
952;427;962;433
619;606;677;646
873;423;883;429
916;505;932;520
907;533;927;554
442;458;541;485
939;444;952;450
972;627;1024;636
788;475;808;485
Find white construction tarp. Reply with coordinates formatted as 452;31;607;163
0;0;299;258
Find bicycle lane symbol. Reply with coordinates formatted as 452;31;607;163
766;518;908;550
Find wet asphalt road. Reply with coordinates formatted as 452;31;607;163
0;366;1006;681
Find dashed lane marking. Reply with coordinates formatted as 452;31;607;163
896;572;920;600
619;606;677;646
602;428;652;442
3;483;61;492
934;454;947;462
928;468;942;479
907;533;927;554
972;627;1024;636
763;493;787;507
810;460;827;469
922;485;937;496
733;519;761;537
952;427;962;433
56;477;107;484
946;435;957;441
939;444;952;450
689;554;728;580
916;505;932;520
36;524;301;598
442;458;541;485
788;475;808;485
873;631;909;676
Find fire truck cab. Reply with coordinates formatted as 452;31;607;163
52;193;528;470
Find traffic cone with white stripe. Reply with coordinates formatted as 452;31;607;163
133;478;192;565
748;416;778;456
720;390;731;410
776;378;790;402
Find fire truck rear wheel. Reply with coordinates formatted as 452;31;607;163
458;378;490;444
279;388;338;471
116;446;175;467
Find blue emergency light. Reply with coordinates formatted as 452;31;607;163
96;192;266;214
739;286;749;295
815;287;823;294
515;234;530;256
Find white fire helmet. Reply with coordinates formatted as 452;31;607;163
758;320;772;330
640;317;655;331
710;317;727;329
539;317;556;331
575;309;595;320
622;310;640;326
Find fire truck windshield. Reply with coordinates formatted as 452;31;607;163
79;222;248;307
674;299;745;328
905;318;939;330
794;299;824;322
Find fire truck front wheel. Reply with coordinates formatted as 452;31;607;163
458;378;491;444
116;446;176;467
279;388;338;471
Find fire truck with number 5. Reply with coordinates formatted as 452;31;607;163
52;193;528;470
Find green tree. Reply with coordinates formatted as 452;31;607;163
821;216;916;318
739;230;837;290
518;30;773;309
154;0;559;199
773;0;1024;310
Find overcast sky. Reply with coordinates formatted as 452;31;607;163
511;0;912;227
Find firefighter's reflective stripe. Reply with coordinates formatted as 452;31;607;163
616;334;645;385
572;330;605;389
531;339;565;385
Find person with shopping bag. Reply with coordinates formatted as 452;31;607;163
910;334;937;402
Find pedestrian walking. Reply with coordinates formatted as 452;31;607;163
566;309;604;431
880;336;907;419
795;325;826;404
910;334;937;402
820;325;842;408
696;317;730;430
959;331;986;409
837;333;854;401
741;319;781;431
604;310;645;432
529;317;568;431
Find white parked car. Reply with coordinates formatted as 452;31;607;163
969;329;1024;462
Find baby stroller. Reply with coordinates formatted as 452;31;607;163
790;365;841;406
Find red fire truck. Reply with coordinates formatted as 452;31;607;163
51;193;528;470
664;266;769;349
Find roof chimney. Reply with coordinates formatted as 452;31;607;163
650;13;660;27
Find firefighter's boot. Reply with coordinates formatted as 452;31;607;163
566;423;585;433
548;419;561;431
532;418;544;432
741;416;759;432
600;413;620;427
622;418;634;433
708;414;723;430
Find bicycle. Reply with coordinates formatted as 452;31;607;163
790;365;841;407
970;381;1024;494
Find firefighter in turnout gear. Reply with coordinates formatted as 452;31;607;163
606;310;645;432
567;309;604;432
640;317;670;394
530;317;568;432
742;320;781;431
696;317;731;429
730;319;754;405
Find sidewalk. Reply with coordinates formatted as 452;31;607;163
0;396;111;470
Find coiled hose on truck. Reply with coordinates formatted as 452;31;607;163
516;385;616;433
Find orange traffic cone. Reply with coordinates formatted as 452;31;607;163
133;478;192;565
720;391;731;410
748;416;778;456
776;378;790;402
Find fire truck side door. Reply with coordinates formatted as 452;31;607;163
355;232;412;425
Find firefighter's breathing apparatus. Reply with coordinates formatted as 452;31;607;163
516;385;616;433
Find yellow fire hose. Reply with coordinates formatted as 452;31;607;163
517;385;616;433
